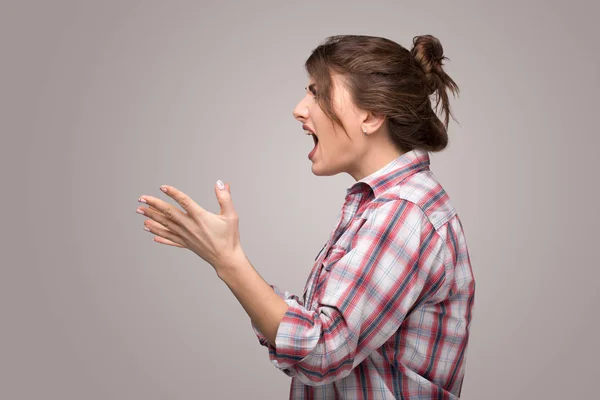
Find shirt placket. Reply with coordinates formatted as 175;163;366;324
304;193;362;309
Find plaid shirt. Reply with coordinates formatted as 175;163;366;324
252;149;475;399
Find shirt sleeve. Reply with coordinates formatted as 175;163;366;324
251;284;304;349
263;199;448;386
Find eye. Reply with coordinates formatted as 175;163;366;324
306;85;318;100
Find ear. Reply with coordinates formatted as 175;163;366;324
362;112;387;135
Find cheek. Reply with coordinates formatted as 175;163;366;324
323;132;353;155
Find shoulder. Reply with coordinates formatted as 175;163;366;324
364;169;457;232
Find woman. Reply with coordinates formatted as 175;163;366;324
136;34;475;399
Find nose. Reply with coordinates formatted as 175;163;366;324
292;98;309;122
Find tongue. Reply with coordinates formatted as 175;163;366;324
308;141;318;159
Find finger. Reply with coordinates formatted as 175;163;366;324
144;220;187;247
148;205;162;214
153;236;186;248
145;205;167;219
159;185;206;216
138;196;188;236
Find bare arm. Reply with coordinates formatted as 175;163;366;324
216;251;289;346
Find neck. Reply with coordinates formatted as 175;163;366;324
349;143;405;181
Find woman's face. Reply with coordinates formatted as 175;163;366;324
292;73;368;178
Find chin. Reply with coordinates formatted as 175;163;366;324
310;160;324;176
310;160;338;177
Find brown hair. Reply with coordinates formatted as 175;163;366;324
305;34;459;152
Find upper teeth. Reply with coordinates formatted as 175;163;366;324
305;130;314;135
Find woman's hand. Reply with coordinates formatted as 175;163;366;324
136;181;243;272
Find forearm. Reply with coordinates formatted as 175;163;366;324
216;251;289;346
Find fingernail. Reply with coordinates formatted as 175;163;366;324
217;180;225;190
160;186;168;193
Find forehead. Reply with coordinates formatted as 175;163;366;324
307;73;346;90
310;75;354;112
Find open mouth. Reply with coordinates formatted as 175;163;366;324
308;133;319;159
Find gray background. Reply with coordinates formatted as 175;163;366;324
2;0;598;399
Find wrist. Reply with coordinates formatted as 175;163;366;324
215;247;248;280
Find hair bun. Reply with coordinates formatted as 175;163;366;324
411;35;447;94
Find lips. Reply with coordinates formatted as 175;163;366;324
303;124;318;146
302;124;315;134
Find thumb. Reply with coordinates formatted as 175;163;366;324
215;180;236;217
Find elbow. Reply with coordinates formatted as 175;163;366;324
269;302;360;385
285;343;358;386
293;360;355;386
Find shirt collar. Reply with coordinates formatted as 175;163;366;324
346;148;431;198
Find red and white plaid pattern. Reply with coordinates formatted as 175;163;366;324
253;149;475;399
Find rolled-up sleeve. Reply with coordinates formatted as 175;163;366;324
251;284;304;350
258;200;448;386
